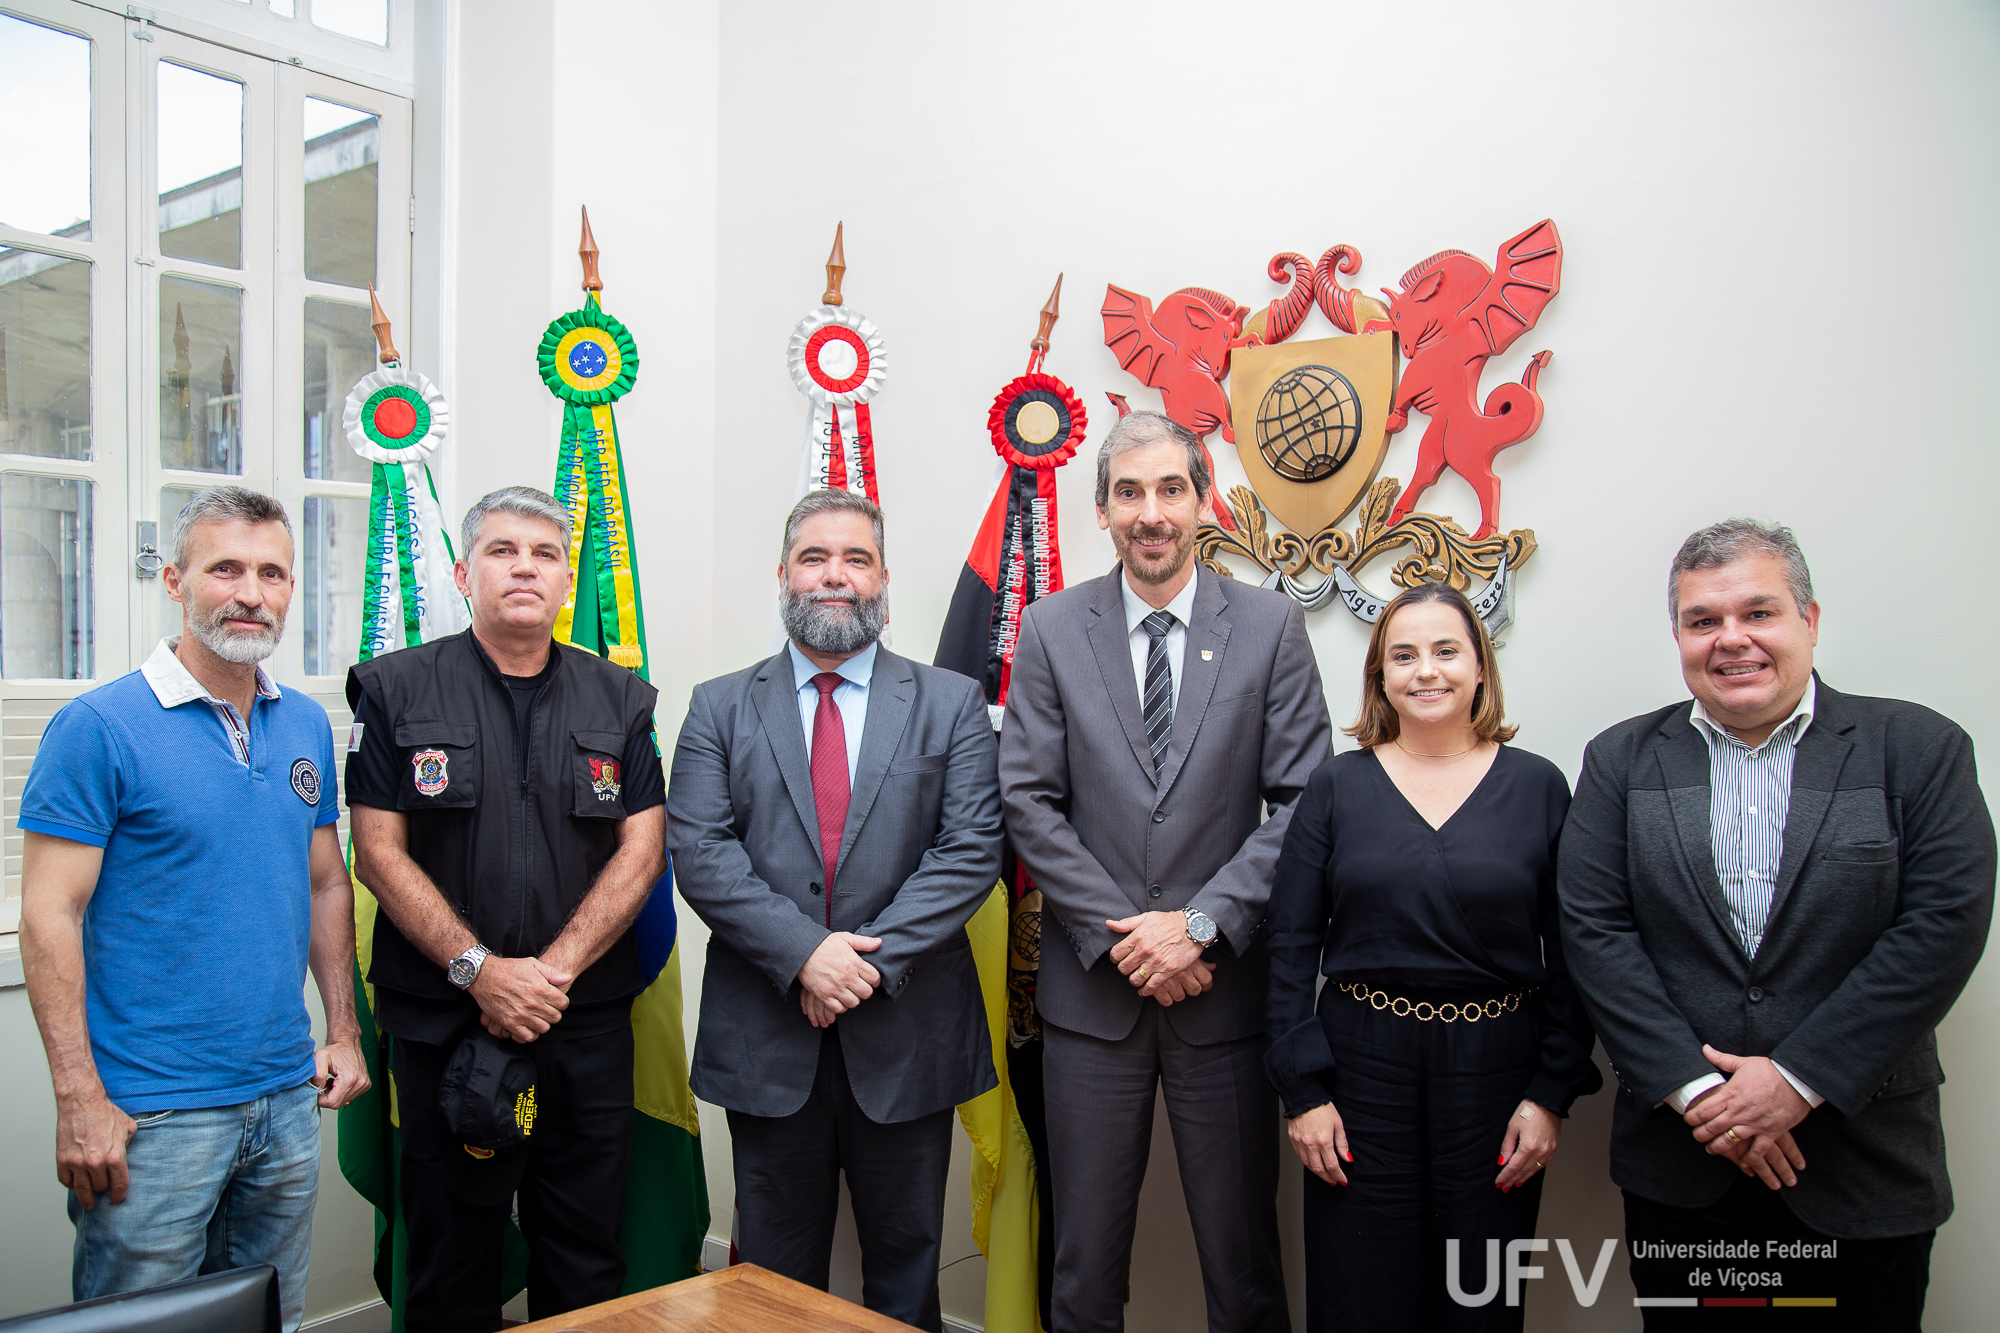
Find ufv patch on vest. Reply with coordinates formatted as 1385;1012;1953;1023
413;748;450;796
590;756;621;801
291;758;321;806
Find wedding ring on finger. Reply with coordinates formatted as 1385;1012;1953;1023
1134;967;1151;984
1724;1128;1742;1144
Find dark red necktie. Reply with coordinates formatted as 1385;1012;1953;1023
809;672;851;924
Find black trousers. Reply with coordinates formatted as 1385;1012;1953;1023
1625;1178;1934;1332
725;1028;955;1333
394;1022;634;1333
1301;994;1545;1333
1044;1007;1289;1333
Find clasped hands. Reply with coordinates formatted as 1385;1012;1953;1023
1683;1044;1811;1190
1109;911;1213;1005
799;932;885;1028
470;954;574;1043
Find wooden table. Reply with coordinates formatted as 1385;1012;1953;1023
514;1265;922;1333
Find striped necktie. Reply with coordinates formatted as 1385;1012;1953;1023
1141;610;1176;777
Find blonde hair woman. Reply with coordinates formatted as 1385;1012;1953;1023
1263;582;1601;1331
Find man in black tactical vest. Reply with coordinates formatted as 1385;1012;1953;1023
345;486;667;1333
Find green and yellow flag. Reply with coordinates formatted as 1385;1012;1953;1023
538;207;708;1290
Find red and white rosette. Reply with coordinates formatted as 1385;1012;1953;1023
787;305;889;503
342;366;448;464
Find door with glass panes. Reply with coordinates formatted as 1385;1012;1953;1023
0;0;411;933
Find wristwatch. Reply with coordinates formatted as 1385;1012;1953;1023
1182;907;1218;950
447;943;491;989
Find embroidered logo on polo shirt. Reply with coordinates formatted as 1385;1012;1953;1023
291;758;321;806
413;749;450;796
589;757;621;801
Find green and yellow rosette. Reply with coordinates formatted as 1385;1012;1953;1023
538;293;647;673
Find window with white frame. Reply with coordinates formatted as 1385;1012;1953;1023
0;0;412;934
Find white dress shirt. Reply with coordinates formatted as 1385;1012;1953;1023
1120;569;1200;711
789;640;875;784
1665;679;1824;1113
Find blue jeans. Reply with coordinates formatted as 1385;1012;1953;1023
70;1083;320;1333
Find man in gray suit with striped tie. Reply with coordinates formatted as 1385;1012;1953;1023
1000;412;1331;1332
1560;519;1995;1329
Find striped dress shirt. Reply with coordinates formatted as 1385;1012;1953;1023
1665;677;1824;1113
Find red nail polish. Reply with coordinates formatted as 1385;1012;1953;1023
1499;1154;1508;1165
1344;1150;1353;1163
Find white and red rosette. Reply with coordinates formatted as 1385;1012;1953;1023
343;366;449;465
787;306;889;502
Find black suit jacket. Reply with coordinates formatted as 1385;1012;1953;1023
1558;676;1995;1238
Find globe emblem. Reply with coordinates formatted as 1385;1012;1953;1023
568;339;608;379
1255;365;1362;483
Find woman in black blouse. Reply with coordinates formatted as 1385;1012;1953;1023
1265;582;1600;1331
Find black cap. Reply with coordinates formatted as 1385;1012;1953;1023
438;1031;538;1206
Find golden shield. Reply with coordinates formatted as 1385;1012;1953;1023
1228;332;1396;539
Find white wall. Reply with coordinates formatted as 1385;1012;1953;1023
4;0;1996;1328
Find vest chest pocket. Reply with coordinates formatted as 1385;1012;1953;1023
394;722;479;809
573;730;629;819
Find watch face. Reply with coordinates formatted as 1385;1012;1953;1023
448;957;477;988
1187;910;1217;944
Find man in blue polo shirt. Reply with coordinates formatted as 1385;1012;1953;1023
18;486;369;1333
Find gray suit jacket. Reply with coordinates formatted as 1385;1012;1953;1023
1559;677;1996;1238
668;647;1003;1123
999;564;1332;1045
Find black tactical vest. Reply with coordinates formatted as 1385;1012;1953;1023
346;631;657;1007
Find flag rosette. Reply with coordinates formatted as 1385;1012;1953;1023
787;304;888;501
539;304;639;406
988;371;1085;471
344;367;449;463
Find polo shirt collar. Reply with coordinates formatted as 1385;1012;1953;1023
141;636;281;709
1690;674;1816;754
789;639;877;693
1121;567;1199;635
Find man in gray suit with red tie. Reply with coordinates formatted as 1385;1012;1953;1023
668;489;1004;1333
1000;412;1332;1333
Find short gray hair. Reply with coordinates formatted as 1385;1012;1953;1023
1095;410;1211;509
1668;518;1815;625
781;489;885;565
170;485;292;569
460;486;572;556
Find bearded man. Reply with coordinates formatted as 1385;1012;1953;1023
19;486;368;1333
998;411;1331;1333
667;488;1003;1332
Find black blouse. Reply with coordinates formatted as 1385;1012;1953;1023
1262;744;1602;1118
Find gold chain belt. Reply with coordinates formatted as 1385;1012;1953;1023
1336;982;1535;1023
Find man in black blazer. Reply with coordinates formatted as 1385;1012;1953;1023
1560;518;1994;1329
668;490;1004;1332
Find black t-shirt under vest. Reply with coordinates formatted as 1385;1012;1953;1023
344;631;661;1043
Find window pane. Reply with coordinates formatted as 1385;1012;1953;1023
305;298;376;482
160;277;243;474
304;99;379;287
0;14;92;240
0;250;91;459
158;62;243;269
303;495;367;676
158;484;200;632
313;0;389;46
269;0;298;16
1;474;93;679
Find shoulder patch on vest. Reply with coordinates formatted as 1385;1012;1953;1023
291;758;322;806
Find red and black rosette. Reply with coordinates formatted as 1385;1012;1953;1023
987;372;1086;469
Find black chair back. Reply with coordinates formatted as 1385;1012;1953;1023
0;1266;280;1333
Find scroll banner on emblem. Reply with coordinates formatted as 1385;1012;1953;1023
538;294;647;671
340;353;468;658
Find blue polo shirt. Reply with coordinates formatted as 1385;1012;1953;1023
19;639;339;1112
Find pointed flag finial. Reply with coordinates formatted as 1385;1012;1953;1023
579;206;603;293
367;284;401;365
822;222;846;306
1031;273;1063;356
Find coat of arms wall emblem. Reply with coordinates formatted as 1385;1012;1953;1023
1102;220;1563;635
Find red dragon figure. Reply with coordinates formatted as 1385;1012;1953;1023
1100;255;1317;530
1318;219;1561;540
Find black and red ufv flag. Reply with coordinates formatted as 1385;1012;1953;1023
934;282;1085;708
